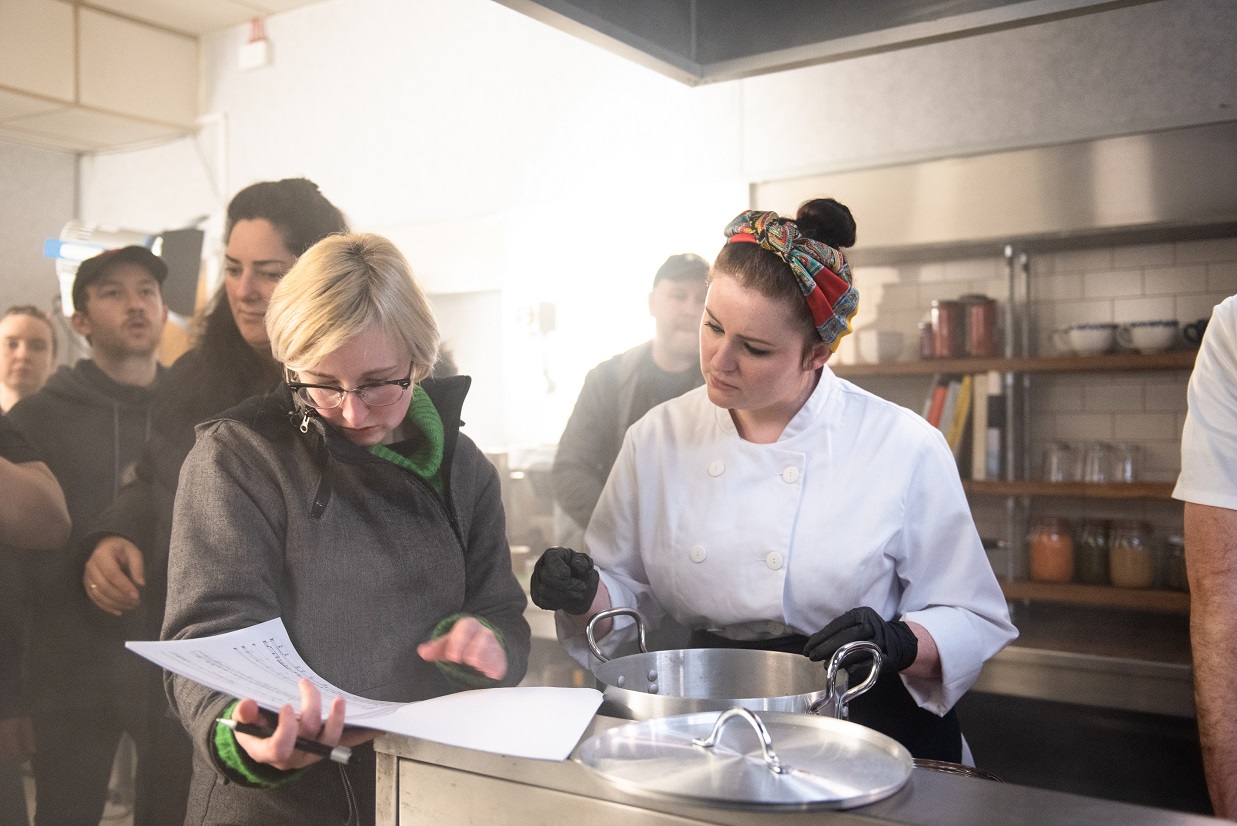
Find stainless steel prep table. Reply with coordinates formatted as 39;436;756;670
373;715;1217;825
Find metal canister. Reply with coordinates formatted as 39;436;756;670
960;294;999;358
930;300;964;359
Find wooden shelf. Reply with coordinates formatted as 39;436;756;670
963;480;1177;500
832;349;1197;379
999;578;1190;615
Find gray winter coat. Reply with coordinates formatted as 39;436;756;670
162;377;529;826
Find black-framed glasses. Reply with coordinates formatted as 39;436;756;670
287;363;414;410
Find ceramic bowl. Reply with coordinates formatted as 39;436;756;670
1053;323;1117;356
1117;320;1178;353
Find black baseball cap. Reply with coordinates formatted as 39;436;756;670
653;253;709;286
72;246;168;313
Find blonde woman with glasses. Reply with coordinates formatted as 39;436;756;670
161;233;530;826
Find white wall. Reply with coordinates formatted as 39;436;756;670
0;140;75;311
74;0;1237;452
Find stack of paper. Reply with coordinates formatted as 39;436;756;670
127;619;602;762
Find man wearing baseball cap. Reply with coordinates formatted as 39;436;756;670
6;245;172;824
552;253;709;551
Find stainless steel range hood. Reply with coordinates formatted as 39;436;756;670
752;120;1237;263
491;0;1160;85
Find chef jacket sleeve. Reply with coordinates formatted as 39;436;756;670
1174;297;1237;509
894;428;1018;715
555;427;661;665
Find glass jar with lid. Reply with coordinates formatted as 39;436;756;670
1109;520;1155;589
1075;520;1110;586
1029;516;1074;583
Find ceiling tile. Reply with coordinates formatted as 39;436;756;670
81;0;332;35
0;89;67;122
7;106;189;150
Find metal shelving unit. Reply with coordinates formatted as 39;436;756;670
835;231;1216;615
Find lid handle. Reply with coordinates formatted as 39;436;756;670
692;707;788;775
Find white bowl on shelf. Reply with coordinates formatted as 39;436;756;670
1117;320;1178;353
1053;323;1117;356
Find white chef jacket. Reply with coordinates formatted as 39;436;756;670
1174;294;1237;510
558;365;1018;715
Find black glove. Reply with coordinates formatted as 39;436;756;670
529;546;599;614
803;606;918;673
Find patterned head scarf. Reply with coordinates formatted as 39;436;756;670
724;210;859;351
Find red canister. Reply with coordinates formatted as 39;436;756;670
961;294;998;358
930;300;963;359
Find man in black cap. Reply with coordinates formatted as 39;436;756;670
552;253;709;550
6;245;173;825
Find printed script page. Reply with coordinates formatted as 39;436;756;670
127;619;601;761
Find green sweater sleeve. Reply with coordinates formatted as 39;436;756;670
211;700;307;789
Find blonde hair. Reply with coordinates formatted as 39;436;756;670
265;233;439;381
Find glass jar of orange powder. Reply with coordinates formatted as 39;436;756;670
1030;516;1074;583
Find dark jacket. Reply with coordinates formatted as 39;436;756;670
551;341;704;532
0;416;43;720
6;360;162;710
163;378;530;826
85;349;238;644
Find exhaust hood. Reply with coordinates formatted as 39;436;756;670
490;0;1159;85
752;120;1237;263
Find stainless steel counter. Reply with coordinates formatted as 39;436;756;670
373;715;1217;826
973;644;1194;718
973;602;1195;718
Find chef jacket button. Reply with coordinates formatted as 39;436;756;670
781;466;800;484
765;552;784;570
690;545;707;563
708;460;725;477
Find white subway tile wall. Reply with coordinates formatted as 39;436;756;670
843;236;1237;507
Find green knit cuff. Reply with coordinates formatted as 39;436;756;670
213;700;307;789
430;613;507;689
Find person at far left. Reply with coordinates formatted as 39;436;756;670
0;415;69;826
6;245;172;826
0;305;58;413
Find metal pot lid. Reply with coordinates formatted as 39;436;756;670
577;708;912;810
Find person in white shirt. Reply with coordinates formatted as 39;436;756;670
531;208;1016;762
1173;293;1237;820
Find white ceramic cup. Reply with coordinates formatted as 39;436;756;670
1116;320;1178;353
1052;323;1116;356
856;329;904;364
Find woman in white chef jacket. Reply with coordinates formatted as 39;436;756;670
531;208;1017;761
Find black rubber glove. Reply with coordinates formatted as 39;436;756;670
803;606;918;673
529;546;599;615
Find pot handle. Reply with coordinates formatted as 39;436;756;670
585;607;648;663
821;640;882;720
691;707;787;775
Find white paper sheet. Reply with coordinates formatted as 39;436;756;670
127;619;601;761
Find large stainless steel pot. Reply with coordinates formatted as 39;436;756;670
586;608;880;721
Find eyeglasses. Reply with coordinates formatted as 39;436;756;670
287;363;414;410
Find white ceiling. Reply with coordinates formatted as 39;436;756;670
82;0;331;37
